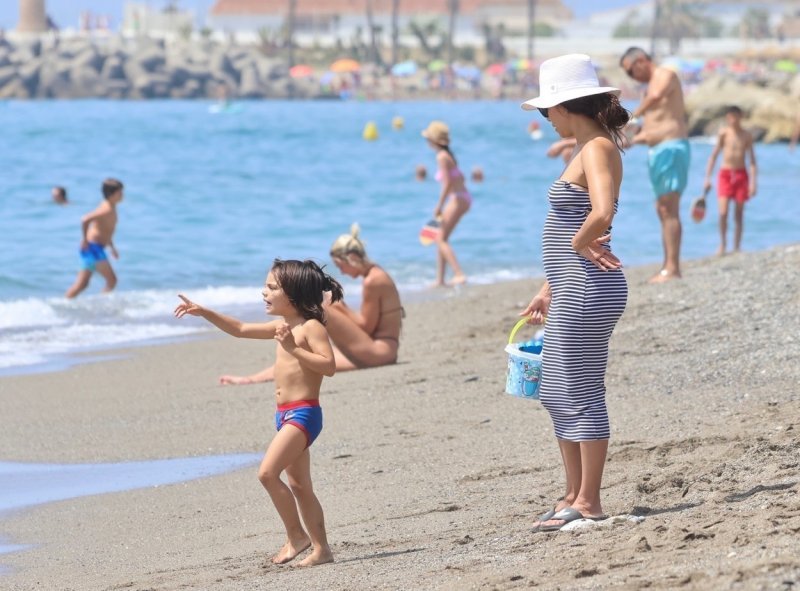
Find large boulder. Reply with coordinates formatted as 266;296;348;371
238;62;263;98
36;60;72;98
209;51;239;85
17;58;42;95
101;55;126;80
0;77;30;99
73;46;105;73
130;71;172;99
132;47;166;73
686;76;798;142
0;65;17;88
171;78;203;99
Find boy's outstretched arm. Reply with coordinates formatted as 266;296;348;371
275;321;336;377
747;134;758;197
174;294;279;338
703;130;725;192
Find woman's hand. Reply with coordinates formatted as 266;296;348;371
521;293;550;325
174;294;204;318
274;323;297;352
575;235;622;271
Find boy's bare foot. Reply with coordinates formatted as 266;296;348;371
648;269;681;284
715;246;726;257
271;538;311;564
297;546;334;567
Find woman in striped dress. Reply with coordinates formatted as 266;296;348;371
520;54;630;531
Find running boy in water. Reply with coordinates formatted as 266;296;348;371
174;259;342;567
65;178;124;298
703;106;758;255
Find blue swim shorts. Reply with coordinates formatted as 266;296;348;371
648;138;691;199
79;242;108;271
275;400;323;448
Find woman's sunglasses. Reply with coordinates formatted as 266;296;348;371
538;107;549;119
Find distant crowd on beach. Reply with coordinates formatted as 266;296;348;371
53;44;800;567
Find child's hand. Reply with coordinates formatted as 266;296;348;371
275;323;297;352
521;294;550;325
174;294;204;318
110;245;119;259
749;183;757;198
703;179;712;194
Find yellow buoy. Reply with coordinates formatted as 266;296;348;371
363;121;379;141
391;116;405;130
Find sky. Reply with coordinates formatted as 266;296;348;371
0;1;638;31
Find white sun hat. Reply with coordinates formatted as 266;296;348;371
521;53;620;110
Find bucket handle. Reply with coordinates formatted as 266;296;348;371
508;316;544;345
508;317;529;345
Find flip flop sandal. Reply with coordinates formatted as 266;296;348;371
537;507;586;532
531;508;557;532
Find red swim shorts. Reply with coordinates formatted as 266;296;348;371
718;168;749;203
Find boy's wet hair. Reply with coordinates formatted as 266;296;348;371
102;178;124;199
726;105;743;116
53;186;67;201
271;259;344;324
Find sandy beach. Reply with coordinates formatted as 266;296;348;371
1;244;799;591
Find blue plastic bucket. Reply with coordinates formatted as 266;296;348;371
504;317;543;400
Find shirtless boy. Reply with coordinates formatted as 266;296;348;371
621;47;690;283
703;106;758;254
65;178;124;298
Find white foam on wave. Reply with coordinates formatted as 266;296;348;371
0;322;207;370
0;297;67;330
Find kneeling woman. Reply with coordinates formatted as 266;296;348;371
220;225;402;385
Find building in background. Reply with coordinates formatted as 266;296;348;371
122;2;195;37
208;0;572;42
17;0;48;33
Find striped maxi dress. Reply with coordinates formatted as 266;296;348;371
540;180;628;441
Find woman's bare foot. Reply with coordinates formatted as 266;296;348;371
271;537;311;564
715;246;727;257
648;269;681;284
451;274;467;285
296;546;334;567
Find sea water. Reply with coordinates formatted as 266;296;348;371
1;100;798;373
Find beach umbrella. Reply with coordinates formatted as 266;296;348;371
508;58;533;71
454;65;481;81
289;64;313;78
330;58;361;73
486;62;506;76
775;59;798;73
427;59;447;73
391;60;417;76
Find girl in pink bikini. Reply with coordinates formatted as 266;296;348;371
422;121;471;286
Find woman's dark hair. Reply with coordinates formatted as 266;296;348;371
271;259;344;324
438;145;458;166
560;93;631;151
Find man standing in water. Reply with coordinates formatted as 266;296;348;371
621;47;689;283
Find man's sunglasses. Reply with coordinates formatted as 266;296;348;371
538;107;549;119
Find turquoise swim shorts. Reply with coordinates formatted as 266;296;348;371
648;139;691;199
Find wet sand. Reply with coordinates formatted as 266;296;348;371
1;244;799;590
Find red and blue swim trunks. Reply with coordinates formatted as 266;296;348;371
275;400;323;448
